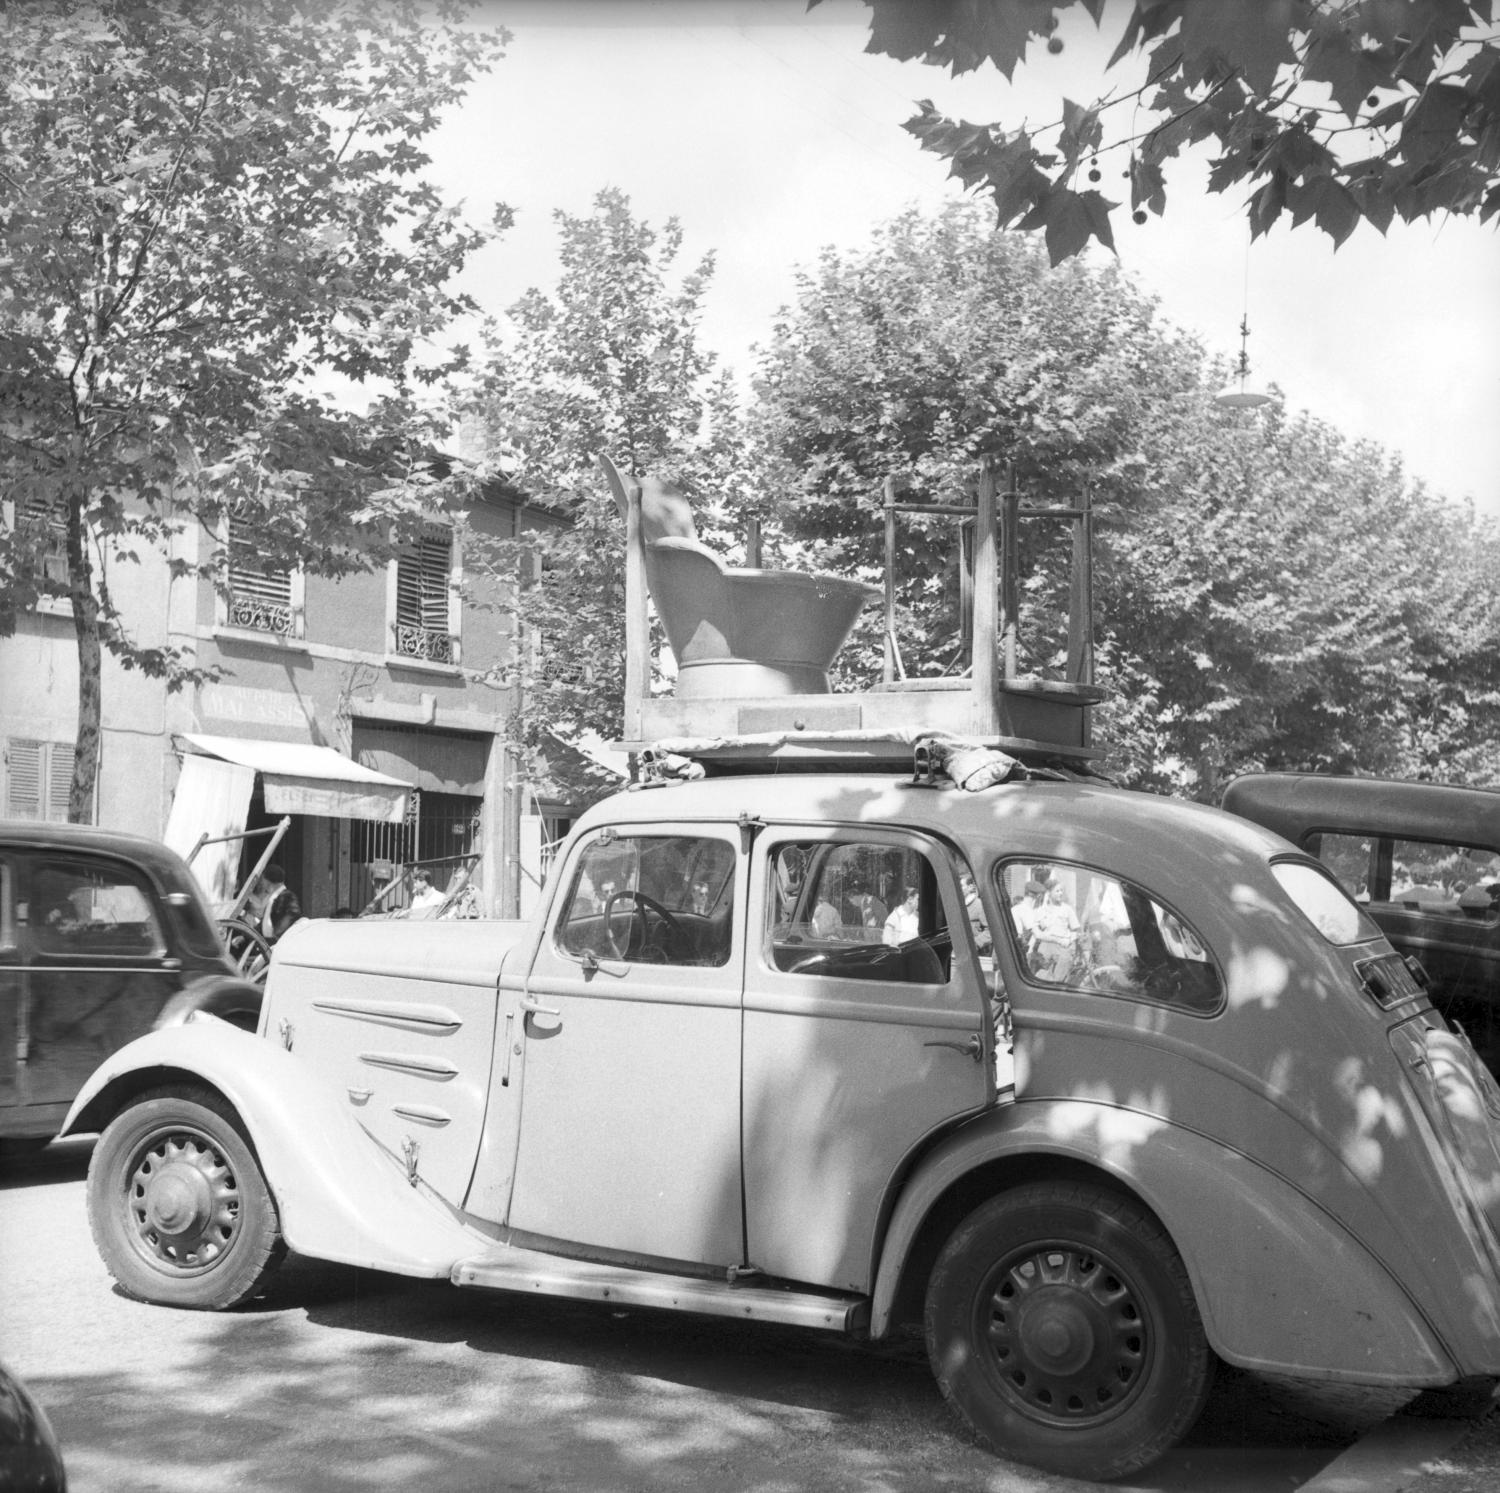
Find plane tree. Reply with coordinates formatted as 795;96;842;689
747;203;1499;793
0;0;508;818
461;187;748;747
825;0;1500;263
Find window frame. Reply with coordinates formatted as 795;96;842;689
3;739;91;825
216;508;306;640
1303;828;1500;920
387;523;462;668
27;854;167;962
995;857;1226;1017
2;493;71;617
759;826;964;993
552;829;738;971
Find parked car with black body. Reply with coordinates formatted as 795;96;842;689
0;821;263;1146
1222;772;1500;1075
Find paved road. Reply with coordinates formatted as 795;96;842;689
1;1137;1493;1493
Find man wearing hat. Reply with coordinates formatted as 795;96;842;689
257;863;303;944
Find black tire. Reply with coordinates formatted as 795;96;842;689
87;1085;285;1310
924;1181;1213;1482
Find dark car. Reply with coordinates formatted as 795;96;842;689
0;1362;66;1492
1222;772;1500;1072
1;820;263;1145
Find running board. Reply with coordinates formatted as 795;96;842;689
452;1245;868;1333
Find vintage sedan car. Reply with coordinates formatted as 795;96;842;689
61;755;1500;1481
1223;772;1500;1074
0;820;263;1145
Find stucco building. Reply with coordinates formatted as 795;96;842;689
1;479;606;920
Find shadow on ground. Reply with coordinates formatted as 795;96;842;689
7;1140;1410;1493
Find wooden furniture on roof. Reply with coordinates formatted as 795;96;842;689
605;454;1105;769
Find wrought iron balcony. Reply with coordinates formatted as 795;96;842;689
392;622;456;664
227;592;296;636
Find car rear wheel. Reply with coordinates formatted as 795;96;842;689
87;1085;285;1310
925;1181;1213;1482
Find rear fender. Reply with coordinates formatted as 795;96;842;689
871;1100;1461;1385
62;1023;490;1278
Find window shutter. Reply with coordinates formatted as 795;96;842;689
396;529;452;631
18;493;68;587
4;739;77;821
5;740;42;819
225;513;299;634
47;742;75;822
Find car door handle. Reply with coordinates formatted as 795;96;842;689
924;1034;983;1062
521;994;560;1017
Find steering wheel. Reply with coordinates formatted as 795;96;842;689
603;890;687;961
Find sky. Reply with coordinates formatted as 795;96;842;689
426;0;1500;519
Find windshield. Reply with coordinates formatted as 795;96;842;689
1272;860;1382;946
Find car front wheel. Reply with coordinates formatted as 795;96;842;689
87;1086;285;1310
924;1181;1213;1482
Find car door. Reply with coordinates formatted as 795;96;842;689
22;854;180;1115
505;824;746;1268
743;826;995;1293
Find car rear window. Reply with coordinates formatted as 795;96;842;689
1272;860;1382;946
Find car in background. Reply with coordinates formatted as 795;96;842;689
1222;772;1500;1073
0;1362;66;1492
1;821;264;1147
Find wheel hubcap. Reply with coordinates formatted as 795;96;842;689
982;1244;1148;1425
127;1131;241;1271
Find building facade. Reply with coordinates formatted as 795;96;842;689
1;481;596;919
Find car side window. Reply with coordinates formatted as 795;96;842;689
30;859;164;958
767;839;952;985
1307;832;1376;901
998;860;1222;1015
1390;837;1500;920
555;834;735;968
1310;830;1500;920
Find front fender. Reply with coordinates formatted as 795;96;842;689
871;1100;1459;1385
62;1023;491;1278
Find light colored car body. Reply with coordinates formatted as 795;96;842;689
65;768;1500;1473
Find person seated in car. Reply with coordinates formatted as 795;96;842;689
883;886;919;946
849;879;887;941
811;894;842;939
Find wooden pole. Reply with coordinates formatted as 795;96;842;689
622;474;647;744
883;475;898;687
974;458;1000;734
1067;483;1095;687
1000;462;1020;682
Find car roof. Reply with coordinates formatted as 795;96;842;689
576;772;1288;865
0;819;193;883
1221;772;1500;849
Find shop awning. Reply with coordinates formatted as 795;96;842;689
179;733;412;824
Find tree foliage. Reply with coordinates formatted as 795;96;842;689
824;0;1500;263
0;0;507;818
462;188;747;747
748;203;1500;792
